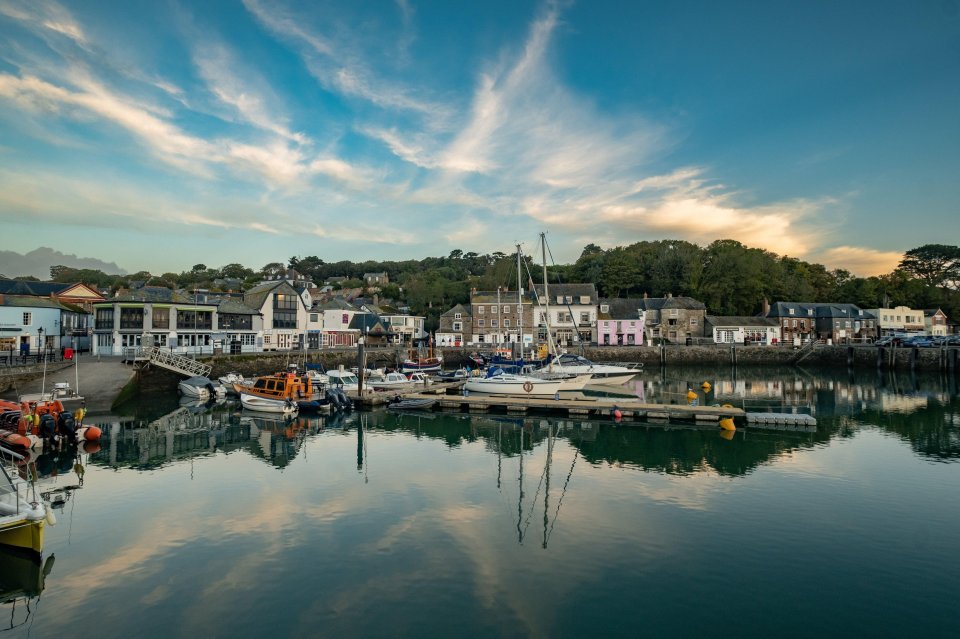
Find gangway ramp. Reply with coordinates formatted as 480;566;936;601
138;346;212;378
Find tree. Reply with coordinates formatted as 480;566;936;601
579;243;603;260
899;244;960;289
192;264;207;273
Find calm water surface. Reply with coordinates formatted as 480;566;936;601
3;367;959;638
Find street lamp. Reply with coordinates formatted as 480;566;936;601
37;327;43;358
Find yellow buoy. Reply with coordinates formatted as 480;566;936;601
686;389;697;402
719;417;736;431
701;381;711;391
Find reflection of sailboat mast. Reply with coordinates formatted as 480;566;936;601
516;425;524;543
543;422;553;549
497;422;502;491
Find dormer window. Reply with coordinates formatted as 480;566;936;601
600;304;609;313
580;296;590;304
789;308;795;315
556;296;563;304
808;309;814;316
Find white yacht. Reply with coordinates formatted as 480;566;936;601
547;354;641;386
463;369;568;397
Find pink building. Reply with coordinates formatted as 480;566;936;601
595;299;646;346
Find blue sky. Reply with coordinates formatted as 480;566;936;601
1;0;957;277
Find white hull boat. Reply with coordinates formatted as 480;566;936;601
464;371;568;397
239;393;298;415
178;376;225;399
548;354;641;386
326;370;360;392
369;372;416;391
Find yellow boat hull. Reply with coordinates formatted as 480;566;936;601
0;519;45;554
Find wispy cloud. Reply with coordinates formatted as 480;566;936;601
814;246;904;276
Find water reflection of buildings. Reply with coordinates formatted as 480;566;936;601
86;403;354;470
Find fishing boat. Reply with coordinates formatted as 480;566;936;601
0;450;51;554
400;346;443;373
435;368;470;381
235;369;320;414
217;372;246;394
463;368;568;397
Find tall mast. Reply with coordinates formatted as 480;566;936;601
517;244;523;352
541;232;557;364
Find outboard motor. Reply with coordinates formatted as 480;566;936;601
205;383;217;399
336;388;353;411
57;411;77;443
324;388;342;410
39;413;57;445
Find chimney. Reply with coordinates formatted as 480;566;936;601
667;292;673;299
373;293;379;306
643;292;648;299
762;297;770;316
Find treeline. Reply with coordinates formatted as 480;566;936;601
41;241;960;330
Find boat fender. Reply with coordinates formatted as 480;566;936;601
2;432;31;449
46;507;57;526
80;425;102;442
613;408;622;421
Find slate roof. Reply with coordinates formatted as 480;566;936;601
441;303;471;318
243;281;299;312
216;298;261;315
348;313;387;334
0;294;79;311
923;308;945;317
470;290;533;304
317;298;357;311
0;279;72;296
767;302;875;320
532;283;597;302
597;298;647;320
705;316;780;328
635;296;706;311
108;287;197;304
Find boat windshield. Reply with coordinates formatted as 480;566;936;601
558;354;592;365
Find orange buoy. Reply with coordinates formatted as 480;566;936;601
613;408;622;421
82;425;102;441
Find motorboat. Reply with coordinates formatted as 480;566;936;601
234;370;316;402
177;376;225;400
547;353;642;386
406;372;433;385
217;372;246;394
463;368;568;397
239;394;299;415
326;369;360;391
370;371;416;391
19;382;84;404
0;451;51;554
435;368;470;381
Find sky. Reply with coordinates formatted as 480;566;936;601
0;0;957;278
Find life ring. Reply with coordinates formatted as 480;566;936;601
722;403;733;408
522;381;534;393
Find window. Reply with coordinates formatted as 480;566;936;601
454;313;462;320
538;312;547;325
491;320;499;328
152;334;168;347
119;308;144;329
95;308;114;330
565;296;572;304
491;306;498;314
453;322;462;331
152;307;169;329
789;308;795;315
580;296;590;305
580;312;591;324
504;319;511;327
478;319;485;327
478;306;485;315
600;304;609;313
670;309;679;317
220;314;252;330
177;310;212;330
264;335;271;345
274;293;297;310
516;305;522;313
273;311;297;329
22;312;32;326
808;309;814;316
690;318;698;326
310;313;318;322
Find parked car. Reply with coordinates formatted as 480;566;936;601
875;335;902;346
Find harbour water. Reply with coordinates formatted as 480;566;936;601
3;366;958;638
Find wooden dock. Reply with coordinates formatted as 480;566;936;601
368;389;745;424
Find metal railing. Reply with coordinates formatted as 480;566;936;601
138;346;212;377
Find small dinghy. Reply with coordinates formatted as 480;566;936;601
387;397;436;411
